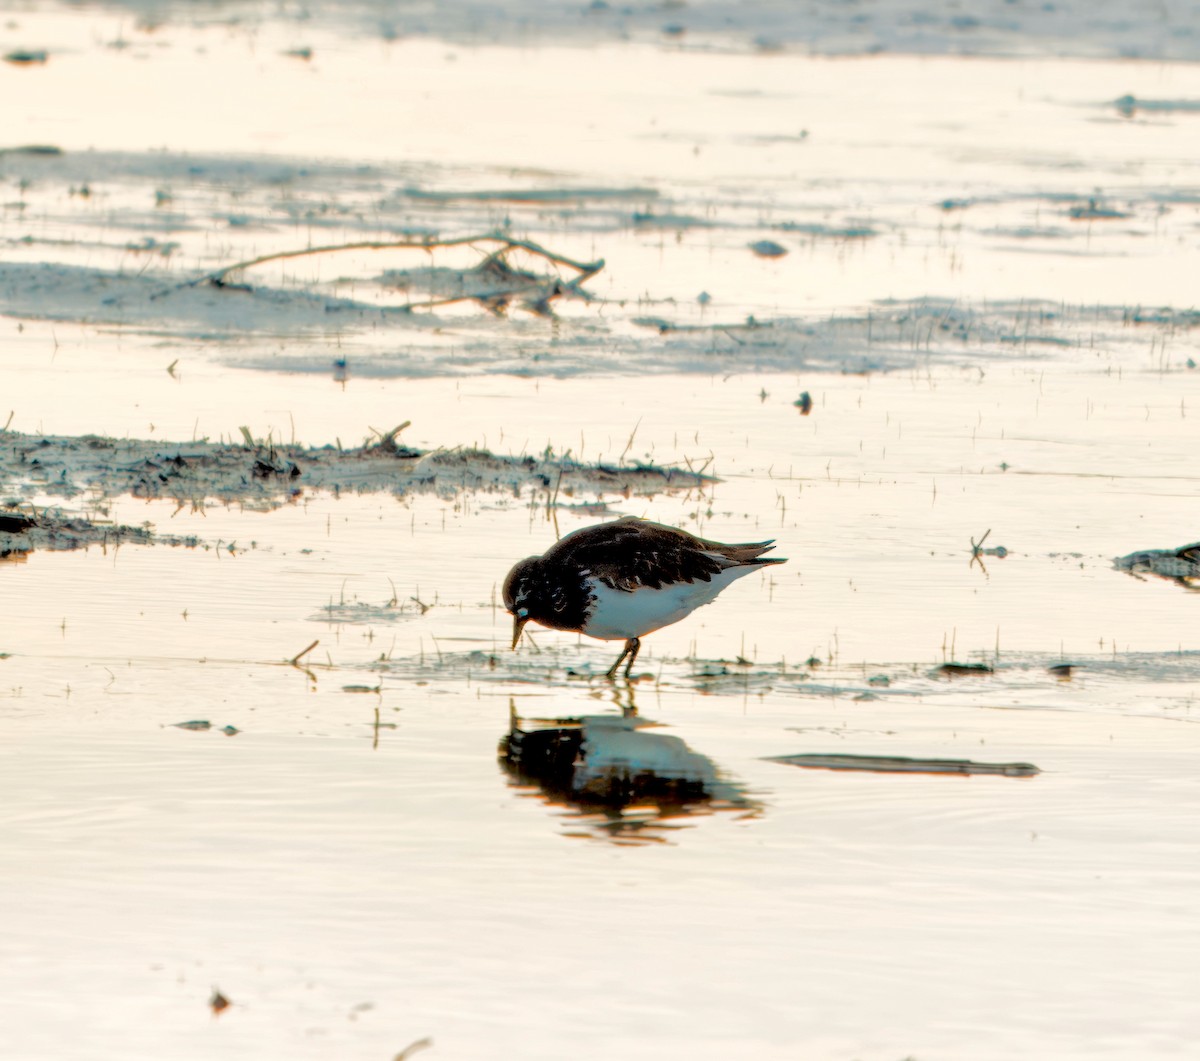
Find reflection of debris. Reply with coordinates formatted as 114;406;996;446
1114;541;1200;590
1048;663;1074;679
499;706;757;842
766;753;1038;777
936;662;994;677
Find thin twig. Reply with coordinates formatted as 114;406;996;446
618;417;642;465
970;528;992;557
290;639;319;666
969;528;992;573
163;234;603;297
546;468;563;522
394;1038;434;1061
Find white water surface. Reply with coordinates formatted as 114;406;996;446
2;4;1200;1059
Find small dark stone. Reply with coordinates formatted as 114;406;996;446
938;662;994;676
0;512;36;533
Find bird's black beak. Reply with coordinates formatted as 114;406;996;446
511;613;529;650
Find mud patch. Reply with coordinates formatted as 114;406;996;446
0;429;711;553
0;507;172;559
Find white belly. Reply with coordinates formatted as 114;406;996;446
581;566;762;641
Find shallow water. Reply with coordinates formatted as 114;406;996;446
3;4;1200;1059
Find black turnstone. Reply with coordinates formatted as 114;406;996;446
502;516;787;679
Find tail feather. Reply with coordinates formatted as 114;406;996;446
709;540;787;567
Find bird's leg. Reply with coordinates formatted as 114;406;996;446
623;637;642;679
605;638;638;681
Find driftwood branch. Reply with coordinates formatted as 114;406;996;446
162;234;604;310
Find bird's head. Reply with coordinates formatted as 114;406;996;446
502;556;541;649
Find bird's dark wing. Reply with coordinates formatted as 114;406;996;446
547;517;730;592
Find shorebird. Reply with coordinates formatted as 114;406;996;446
503;516;787;679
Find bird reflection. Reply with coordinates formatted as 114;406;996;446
499;693;760;844
1114;542;1200;592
